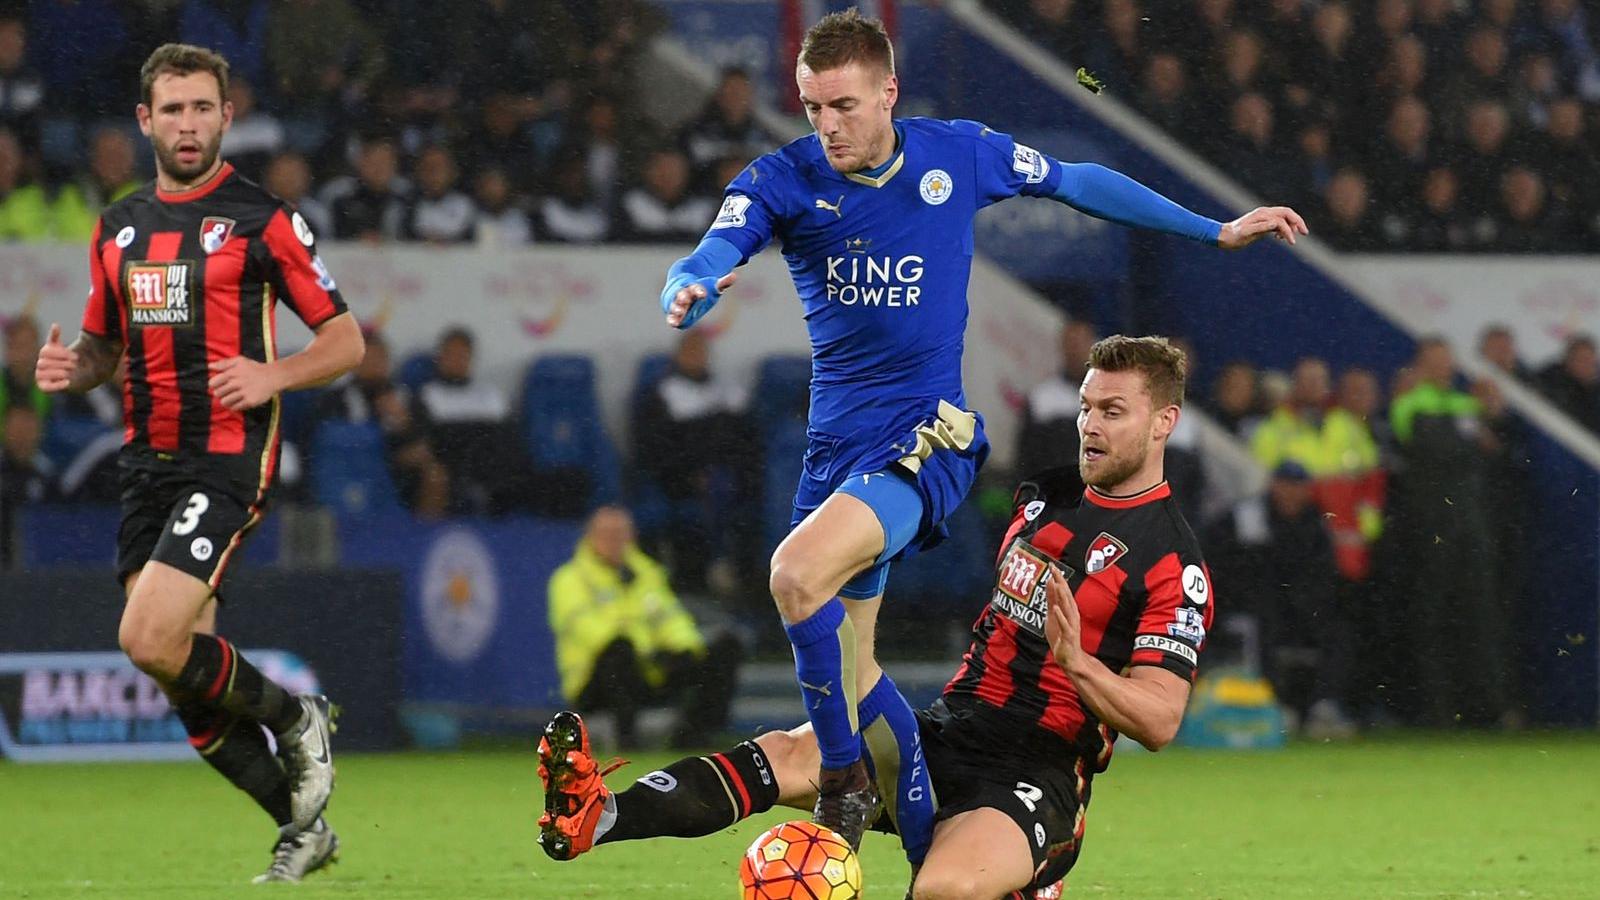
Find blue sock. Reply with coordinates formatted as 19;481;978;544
858;673;937;864
785;599;860;770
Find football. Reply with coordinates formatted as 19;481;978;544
738;820;863;900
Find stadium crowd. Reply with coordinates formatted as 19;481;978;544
991;0;1600;252
0;0;781;246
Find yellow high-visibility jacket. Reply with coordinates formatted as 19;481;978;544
546;542;705;702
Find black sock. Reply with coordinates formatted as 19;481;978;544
600;740;780;844
172;634;303;735
173;698;295;828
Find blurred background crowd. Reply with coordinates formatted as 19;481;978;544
990;0;1600;251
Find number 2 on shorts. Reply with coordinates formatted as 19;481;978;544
172;492;210;536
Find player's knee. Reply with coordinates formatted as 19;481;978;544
117;613;187;680
768;559;826;621
910;867;983;900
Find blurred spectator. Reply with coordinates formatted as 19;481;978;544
1542;98;1600;247
538;147;611;243
1456;100;1514;214
1492;167;1570;252
471;167;532;248
573;94;625;212
1374;35;1430;105
0;127;51;241
53;127;141;241
401;145;476;243
1253;356;1331;473
267;0;386;117
616;147;713;244
1478;323;1529;381
1302;2;1360;124
1410;167;1476;251
1441;26;1512;125
1017;319;1097;479
178;0;270;89
262;151;331;238
0;315;47;429
0;15;43;151
1259;461;1356;738
317;331;449;517
1082;0;1146;93
1137;53;1195;139
547;506;742;749
1389;338;1511;727
1535;334;1600;434
1319;168;1384;251
1511;52;1563;130
324;133;407;242
217;75;283;181
459;93;542;195
1205;360;1262;438
1370;97;1435;221
0;403;54;567
415;325;586;516
457;0;581;106
1291;119;1336;210
634;331;762;594
1536;0;1600;101
1221;93;1297;202
679;68;779;186
1320;367;1387;583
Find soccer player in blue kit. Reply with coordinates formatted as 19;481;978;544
537;6;1307;867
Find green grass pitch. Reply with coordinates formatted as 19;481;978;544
2;734;1597;898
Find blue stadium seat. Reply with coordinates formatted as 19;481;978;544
754;355;812;431
309;420;402;518
521;354;622;507
397;353;436;394
41;413;117;472
626;352;675;533
762;418;809;554
277;386;324;450
630;352;673;411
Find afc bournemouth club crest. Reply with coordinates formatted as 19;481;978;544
199;216;236;254
1085;532;1128;574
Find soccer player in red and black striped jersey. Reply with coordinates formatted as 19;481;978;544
535;336;1211;900
33;44;364;883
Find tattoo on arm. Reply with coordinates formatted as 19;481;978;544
69;332;123;393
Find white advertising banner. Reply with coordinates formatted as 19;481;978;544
0;244;1063;468
1348;256;1600;367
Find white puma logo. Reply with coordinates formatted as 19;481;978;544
814;195;844;218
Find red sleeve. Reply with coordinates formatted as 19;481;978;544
261;207;348;329
1128;552;1214;681
80;218;123;341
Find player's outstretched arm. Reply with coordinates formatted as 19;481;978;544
660;236;742;329
1043;565;1190;750
36;324;122;394
209;311;365;411
1050;162;1308;250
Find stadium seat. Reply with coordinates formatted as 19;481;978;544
276;386;325;450
41;413;116;472
308;419;402;518
397;353;436;393
626;352;675;533
761;418;809;555
753;355;812;432
521;354;622;507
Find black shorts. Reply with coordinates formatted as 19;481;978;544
116;449;265;592
918;696;1092;893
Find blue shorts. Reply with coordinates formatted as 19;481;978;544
788;401;990;600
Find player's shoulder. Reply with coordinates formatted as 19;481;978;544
902;116;1011;146
739;135;818;187
100;182;158;225
1014;466;1086;512
1152;492;1206;562
212;170;295;226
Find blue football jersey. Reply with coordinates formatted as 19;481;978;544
707;117;1064;438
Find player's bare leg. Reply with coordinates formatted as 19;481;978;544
119;561;335;832
770;492;887;849
910;808;1036;900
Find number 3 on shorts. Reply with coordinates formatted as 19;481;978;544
172;492;210;536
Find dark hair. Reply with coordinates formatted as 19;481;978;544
800;8;895;76
140;43;229;106
439;326;474;349
1087;335;1188;409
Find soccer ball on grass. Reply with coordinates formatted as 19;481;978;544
738;820;863;899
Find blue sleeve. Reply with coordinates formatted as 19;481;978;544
659;236;744;329
1051;163;1222;245
701;158;785;264
962;120;1066;206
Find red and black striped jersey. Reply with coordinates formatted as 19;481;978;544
79;162;347;492
945;467;1215;772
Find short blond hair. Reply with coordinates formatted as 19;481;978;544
1087;335;1188;408
800;8;895;76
